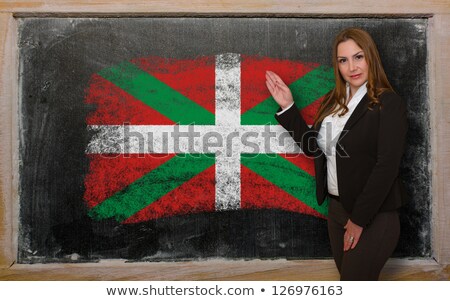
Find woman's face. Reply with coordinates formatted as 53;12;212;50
337;39;369;95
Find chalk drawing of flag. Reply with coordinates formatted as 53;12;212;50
84;54;334;224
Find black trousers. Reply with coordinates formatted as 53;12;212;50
327;197;400;281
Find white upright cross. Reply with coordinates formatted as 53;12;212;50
86;53;301;211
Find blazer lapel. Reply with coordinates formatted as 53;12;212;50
342;93;370;132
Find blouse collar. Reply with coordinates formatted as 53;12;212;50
346;81;368;104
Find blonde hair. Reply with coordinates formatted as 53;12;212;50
314;27;394;128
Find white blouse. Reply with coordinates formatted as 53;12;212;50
316;82;368;196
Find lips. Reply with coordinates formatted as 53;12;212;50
350;74;361;79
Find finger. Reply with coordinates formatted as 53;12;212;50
344;240;350;252
265;71;277;84
265;74;277;90
267;71;284;83
265;80;275;94
346;241;353;251
265;73;279;91
350;235;360;250
266;71;287;89
344;232;355;251
343;234;350;251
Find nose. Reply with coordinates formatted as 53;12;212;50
348;59;357;72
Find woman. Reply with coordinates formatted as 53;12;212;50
266;27;407;280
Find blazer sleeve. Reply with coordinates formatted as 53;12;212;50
350;92;408;227
274;103;320;157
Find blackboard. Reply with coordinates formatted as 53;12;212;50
17;17;429;263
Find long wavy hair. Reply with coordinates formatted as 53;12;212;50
313;28;394;128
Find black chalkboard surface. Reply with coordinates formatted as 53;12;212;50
18;18;429;263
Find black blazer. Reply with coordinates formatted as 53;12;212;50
275;91;408;228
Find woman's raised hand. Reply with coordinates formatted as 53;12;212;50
265;71;294;110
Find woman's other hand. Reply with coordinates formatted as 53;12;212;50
265;71;294;110
343;219;363;251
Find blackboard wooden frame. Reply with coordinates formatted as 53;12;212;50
0;0;449;279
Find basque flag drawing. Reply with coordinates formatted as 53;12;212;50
84;53;334;224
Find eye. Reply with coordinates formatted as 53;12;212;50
338;58;347;64
355;54;364;60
